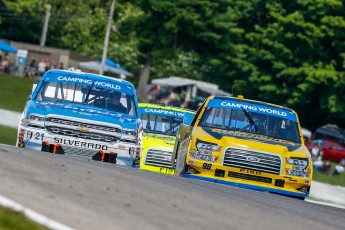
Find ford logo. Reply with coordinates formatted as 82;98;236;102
246;156;260;162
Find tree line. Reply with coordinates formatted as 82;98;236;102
1;0;345;131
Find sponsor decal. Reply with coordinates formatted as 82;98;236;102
211;128;295;146
219;101;287;117
56;77;122;90
94;81;121;90
188;159;196;166
207;99;296;122
54;137;108;150
239;168;262;175
57;76;93;85
159;168;174;174
141;108;185;118
26;130;33;141
190;153;218;162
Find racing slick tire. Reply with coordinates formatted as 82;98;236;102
174;139;189;176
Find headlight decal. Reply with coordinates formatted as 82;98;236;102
285;157;310;178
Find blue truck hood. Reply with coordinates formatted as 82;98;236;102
25;100;140;129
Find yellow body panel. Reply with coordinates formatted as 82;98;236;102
173;96;313;198
140;133;176;175
139;103;195;175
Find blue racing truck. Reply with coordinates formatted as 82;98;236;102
16;69;142;166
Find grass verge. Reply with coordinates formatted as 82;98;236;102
0;73;38;112
312;168;345;187
0;125;17;146
0;206;49;230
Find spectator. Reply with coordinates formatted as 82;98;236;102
44;58;51;71
180;92;186;106
2;57;11;73
313;156;323;171
0;55;2;72
28;57;36;80
58;62;64;69
167;89;175;101
310;144;321;161
333;164;345;176
319;160;332;175
38;59;46;77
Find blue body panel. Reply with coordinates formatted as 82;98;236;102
207;98;297;122
138;106;195;125
26;69;141;130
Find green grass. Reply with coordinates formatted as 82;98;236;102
312;165;345;187
0;73;39;112
0;125;17;146
0;206;49;230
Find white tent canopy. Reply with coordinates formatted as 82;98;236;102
79;60;133;77
152;76;231;100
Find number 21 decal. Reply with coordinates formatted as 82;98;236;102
35;132;44;141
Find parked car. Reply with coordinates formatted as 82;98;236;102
172;95;313;199
139;103;195;174
312;139;345;165
16;69;142;166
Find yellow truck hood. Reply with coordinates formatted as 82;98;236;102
142;132;176;151
195;127;310;158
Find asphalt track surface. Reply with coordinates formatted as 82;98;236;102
0;144;344;230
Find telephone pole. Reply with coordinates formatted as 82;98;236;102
100;0;116;75
40;4;51;47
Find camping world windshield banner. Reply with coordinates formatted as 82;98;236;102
44;73;134;95
207;99;297;122
139;108;186;118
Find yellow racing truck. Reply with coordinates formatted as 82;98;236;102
139;103;195;174
172;95;313;199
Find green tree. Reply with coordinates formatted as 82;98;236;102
231;0;345;130
123;0;241;100
0;0;43;43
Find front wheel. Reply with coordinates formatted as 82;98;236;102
174;139;189;176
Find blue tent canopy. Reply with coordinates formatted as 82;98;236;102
0;40;17;53
79;58;133;77
96;58;127;71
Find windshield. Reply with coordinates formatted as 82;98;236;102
199;107;301;143
35;81;137;116
141;113;183;136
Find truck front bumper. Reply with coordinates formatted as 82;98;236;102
17;126;141;166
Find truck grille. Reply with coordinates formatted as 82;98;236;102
46;127;117;142
223;148;281;175
46;117;121;133
45;116;121;143
145;149;173;168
